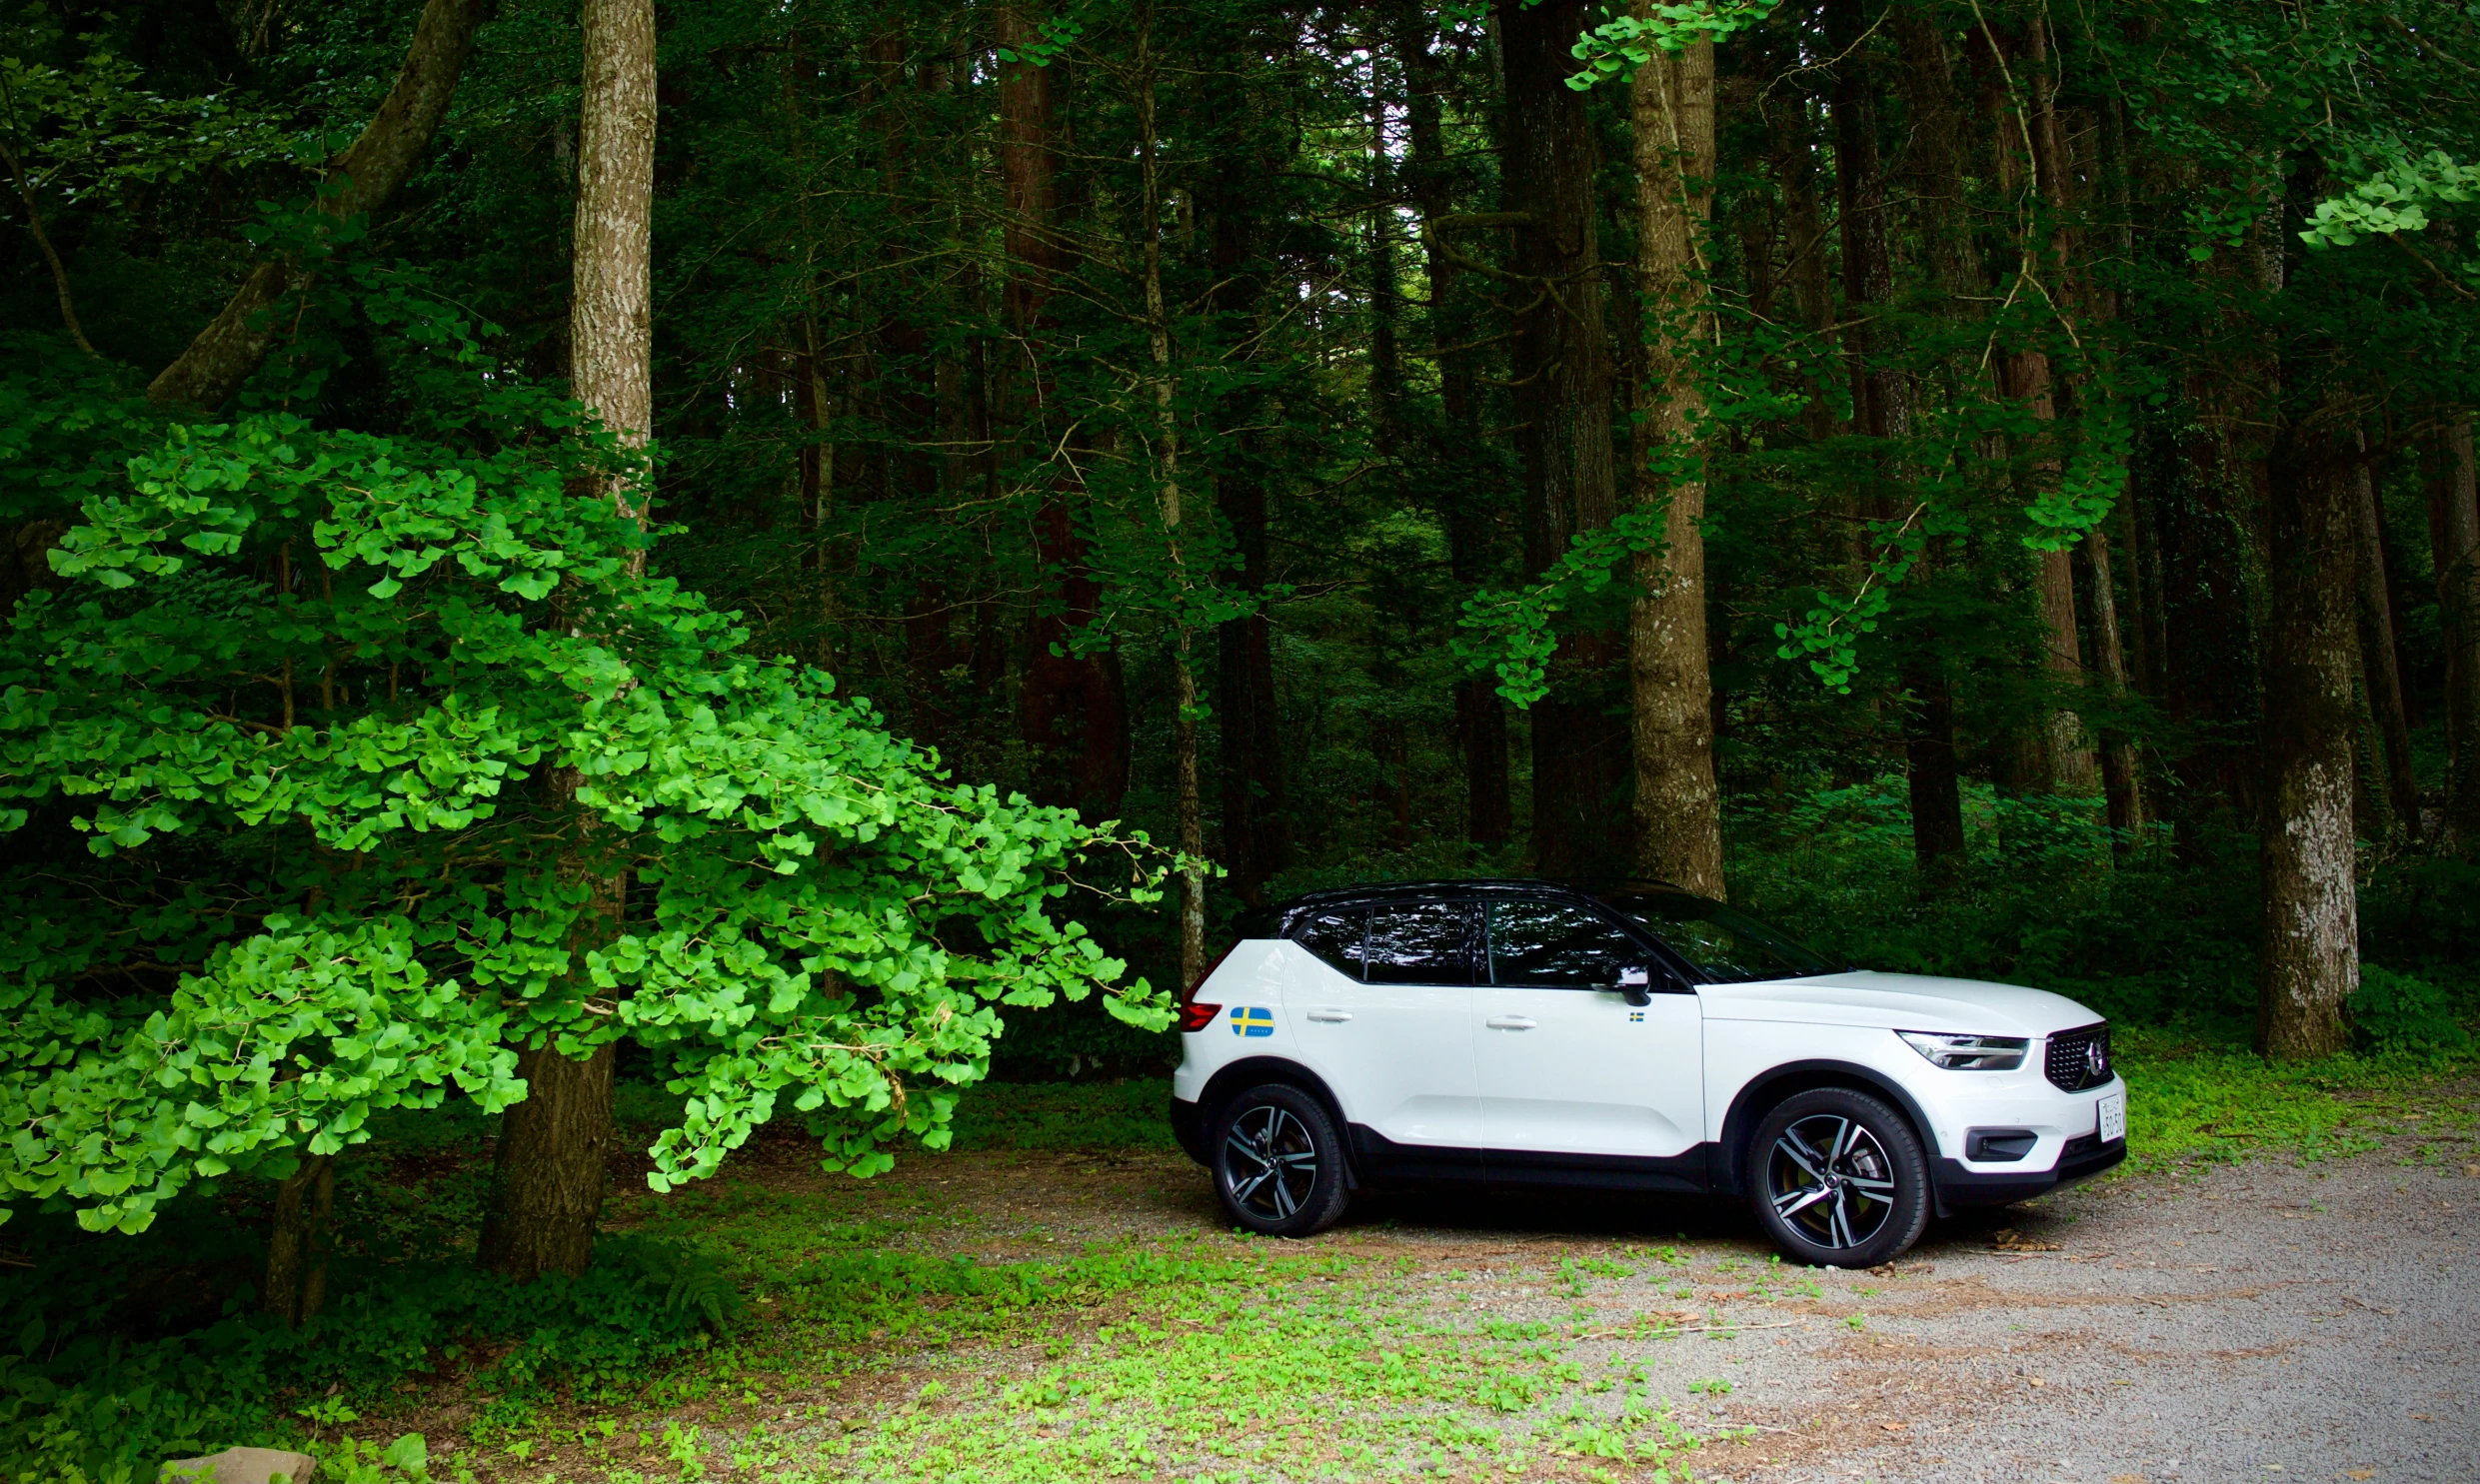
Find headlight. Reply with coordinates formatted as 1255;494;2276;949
1898;1030;2029;1070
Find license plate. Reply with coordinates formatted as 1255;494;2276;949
2097;1090;2126;1144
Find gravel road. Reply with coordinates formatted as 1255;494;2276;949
1321;1120;2480;1484
1684;1138;2480;1484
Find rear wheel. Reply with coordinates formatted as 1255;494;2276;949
1747;1086;1929;1268
1211;1083;1350;1237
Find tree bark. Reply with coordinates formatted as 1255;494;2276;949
2438;421;2480;851
262;1152;335;1327
1000;4;1130;821
1627;36;1722;898
2351;448;2417;840
1498;0;1625;878
479;1039;619;1279
1884;10;1976;880
1973;17;2092;795
2256;409;2359;1060
148;0;492;408
1134;1;1204;988
478;0;651;1282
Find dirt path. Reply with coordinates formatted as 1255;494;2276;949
711;1115;2480;1484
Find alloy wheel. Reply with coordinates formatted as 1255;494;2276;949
1222;1103;1319;1221
1764;1113;1898;1252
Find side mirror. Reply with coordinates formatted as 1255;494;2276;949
1617;965;1653;1007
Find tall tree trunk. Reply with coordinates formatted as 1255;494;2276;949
1134;1;1204;988
478;0;652;1282
1498;0;1624;877
1974;16;2092;795
1398;6;1510;847
2256;407;2360;1059
149;0;492;407
1202;25;1289;900
2351;447;2418;839
1000;5;1129;820
1627;37;1722;897
2438;421;2480;852
1884;9;1975;880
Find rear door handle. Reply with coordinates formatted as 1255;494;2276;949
1305;1008;1352;1023
1485;1015;1537;1030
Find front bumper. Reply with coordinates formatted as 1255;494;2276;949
1933;1130;2126;1210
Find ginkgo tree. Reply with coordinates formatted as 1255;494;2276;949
0;403;1175;1268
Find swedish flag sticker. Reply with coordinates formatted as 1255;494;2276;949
1628;1011;1645;1023
1231;1005;1275;1038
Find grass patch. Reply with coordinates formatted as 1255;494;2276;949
947;1079;1178;1153
2119;1030;2478;1169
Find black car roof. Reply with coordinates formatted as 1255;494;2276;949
1268;877;1691;920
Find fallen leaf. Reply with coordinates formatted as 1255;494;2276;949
2463;1164;2478;1179
2027;1376;2046;1388
1991;1228;2063;1252
2110;1475;2147;1483
2345;1471;2376;1480
1879;1422;1906;1432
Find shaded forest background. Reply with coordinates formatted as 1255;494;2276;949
7;0;2480;1063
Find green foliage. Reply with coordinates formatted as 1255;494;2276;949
0;389;1176;1236
0;1214;718;1480
2298;147;2480;253
1563;2;1783;90
2348;965;2473;1055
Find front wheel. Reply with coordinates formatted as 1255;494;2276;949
1746;1087;1930;1269
1212;1084;1351;1237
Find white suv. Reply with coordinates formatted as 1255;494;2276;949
1169;880;2125;1268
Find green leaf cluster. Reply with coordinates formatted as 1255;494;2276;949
0;406;1175;1235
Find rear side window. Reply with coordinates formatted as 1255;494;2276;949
1364;902;1480;986
1488;899;1643;988
1290;909;1365;978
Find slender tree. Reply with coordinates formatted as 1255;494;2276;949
477;0;656;1282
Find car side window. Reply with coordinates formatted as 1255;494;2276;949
1363;901;1479;986
1290;908;1366;978
1488;899;1646;988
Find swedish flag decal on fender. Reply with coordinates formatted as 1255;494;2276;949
1231;1005;1275;1038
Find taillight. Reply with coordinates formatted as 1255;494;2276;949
1179;941;1240;1032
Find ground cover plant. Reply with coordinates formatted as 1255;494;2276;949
3;885;2471;1483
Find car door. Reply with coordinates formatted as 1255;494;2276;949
1474;897;1705;1167
1280;900;1484;1165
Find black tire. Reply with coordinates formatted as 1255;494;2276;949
1745;1086;1930;1269
1211;1083;1351;1237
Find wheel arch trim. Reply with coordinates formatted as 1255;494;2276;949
1715;1058;1940;1203
1196;1056;1361;1186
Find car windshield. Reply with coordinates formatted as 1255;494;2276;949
1597;890;1840;983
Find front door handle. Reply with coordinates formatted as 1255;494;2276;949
1305;1008;1352;1022
1485;1014;1537;1030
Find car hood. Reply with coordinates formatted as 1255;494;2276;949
1695;970;2102;1038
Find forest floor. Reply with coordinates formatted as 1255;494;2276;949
342;1068;2480;1484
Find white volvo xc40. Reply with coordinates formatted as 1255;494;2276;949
1169;880;2125;1268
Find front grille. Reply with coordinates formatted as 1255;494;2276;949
2045;1022;2113;1092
